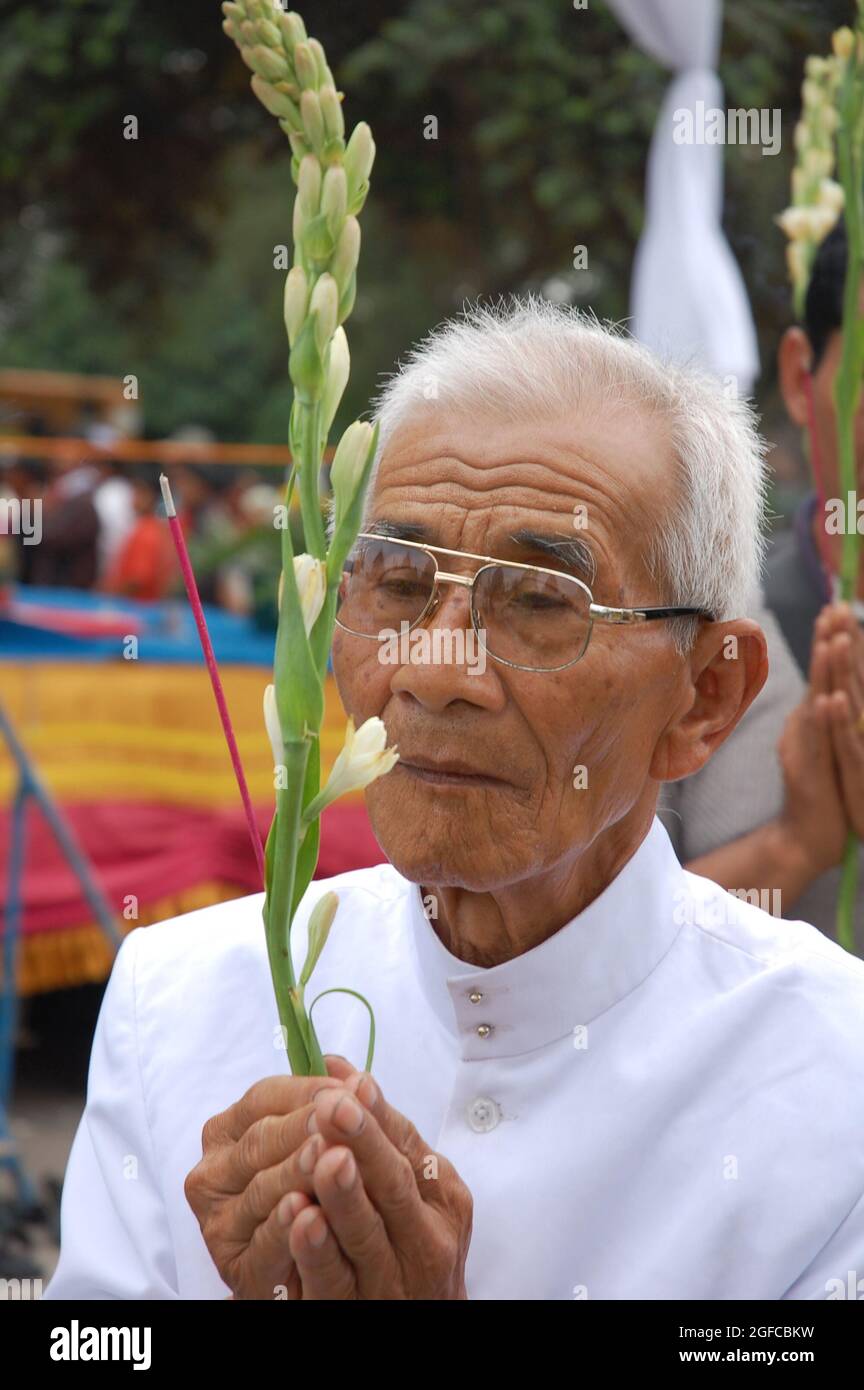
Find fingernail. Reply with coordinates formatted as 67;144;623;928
358;1076;379;1108
307;1215;328;1248
306;1110;319;1136
336;1152;356;1190
333;1095;365;1135
348;1072;379;1108
298;1137;320;1174
278;1192;304;1227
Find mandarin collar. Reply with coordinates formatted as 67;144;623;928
405;817;684;1058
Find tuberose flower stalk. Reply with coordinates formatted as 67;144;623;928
223;1;398;1072
830;7;864;953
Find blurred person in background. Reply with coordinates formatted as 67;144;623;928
176;462;237;604
102;468;176;601
660;219;864;954
92;455;135;579
216;475;282;617
15;456;101;589
0;458;49;585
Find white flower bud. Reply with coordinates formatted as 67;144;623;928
807;205;840;242
803;147;833;179
300;89;325;153
786;241;808;287
263;683;284;768
299;891;339;985
330;420;374;511
320;327;350;443
309;272;339;352
817;178;845;216
283;265;309;347
297;154;322;217
292;553;327;635
776;206;813;241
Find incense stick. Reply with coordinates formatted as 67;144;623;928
159;473;266;887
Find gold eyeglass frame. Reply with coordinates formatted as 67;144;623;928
335;531;716;673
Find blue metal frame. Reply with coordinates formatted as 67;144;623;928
0;700;121;1213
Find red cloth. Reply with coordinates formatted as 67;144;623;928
103;516;177;601
0;798;387;936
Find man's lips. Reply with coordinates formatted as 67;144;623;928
395;756;510;788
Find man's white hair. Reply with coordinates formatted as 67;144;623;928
330;296;769;651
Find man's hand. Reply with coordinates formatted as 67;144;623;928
185;1056;473;1300
281;1073;473;1300
184;1056;354;1300
776;604;850;877
816;602;864;842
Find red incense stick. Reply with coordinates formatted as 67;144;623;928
159;473;266;887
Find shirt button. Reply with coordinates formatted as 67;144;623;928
468;990;483;1004
467;1097;501;1133
475;1023;493;1039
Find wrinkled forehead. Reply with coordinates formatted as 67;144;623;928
365;402;675;589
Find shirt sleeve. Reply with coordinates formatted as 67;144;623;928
43;929;180;1300
781;1186;864;1300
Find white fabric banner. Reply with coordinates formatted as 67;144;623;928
605;0;760;393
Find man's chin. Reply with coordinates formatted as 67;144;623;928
364;806;520;890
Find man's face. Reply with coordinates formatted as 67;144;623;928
331;401;692;891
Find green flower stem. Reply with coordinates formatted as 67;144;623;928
298;401;326;560
266;738;313;1072
832;12;864;952
223;3;380;1072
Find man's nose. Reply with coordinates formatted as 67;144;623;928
389;578;504;712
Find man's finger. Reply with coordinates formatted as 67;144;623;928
309;1087;430;1246
233;1132;330;1240
241;1191;312;1301
204;1074;345;1147
827;632;864;718
289;1204;357;1300
827;689;864;801
311;1145;400;1295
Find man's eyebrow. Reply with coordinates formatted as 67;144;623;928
507;528;597;584
363;519;597;583
365;519;430;542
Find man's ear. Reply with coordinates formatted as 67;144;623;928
777;325;813;430
650;619;769;783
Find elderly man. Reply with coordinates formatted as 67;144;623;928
46;302;864;1301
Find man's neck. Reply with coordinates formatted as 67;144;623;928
421;801;656;968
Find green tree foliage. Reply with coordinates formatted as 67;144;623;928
0;0;857;442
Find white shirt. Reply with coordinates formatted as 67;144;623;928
92;476;136;574
45;817;864;1300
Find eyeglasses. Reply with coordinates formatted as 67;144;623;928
334;533;716;674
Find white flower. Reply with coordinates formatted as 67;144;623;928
776;206;813;241
807;205;841;241
263;683;283;767
323;716;399;800
292;553;327;635
833;26;855;62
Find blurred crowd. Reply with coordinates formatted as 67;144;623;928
0;418;287;619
